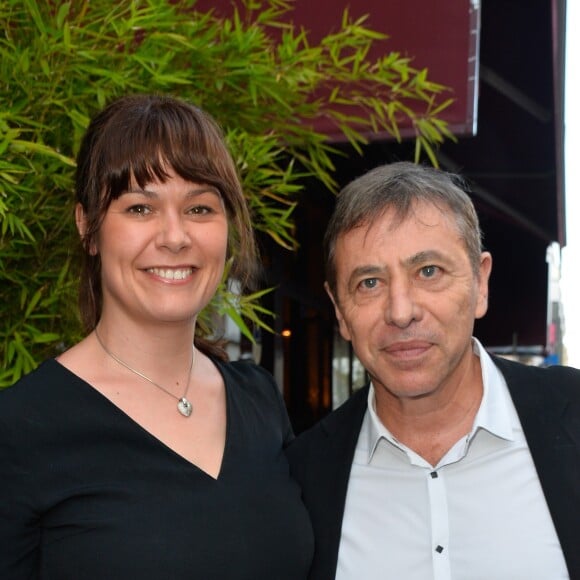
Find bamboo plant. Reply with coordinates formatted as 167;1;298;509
0;0;453;385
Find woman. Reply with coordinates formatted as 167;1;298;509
0;95;313;578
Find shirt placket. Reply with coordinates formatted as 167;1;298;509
427;468;451;580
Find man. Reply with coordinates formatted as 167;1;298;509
287;162;580;579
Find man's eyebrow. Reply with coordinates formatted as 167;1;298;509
347;265;385;288
349;252;447;275
405;250;448;267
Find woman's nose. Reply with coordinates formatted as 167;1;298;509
157;212;191;252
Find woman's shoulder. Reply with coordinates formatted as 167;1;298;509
0;359;75;418
213;357;281;401
214;357;275;385
2;358;63;392
214;357;292;441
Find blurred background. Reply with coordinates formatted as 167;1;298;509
2;0;576;433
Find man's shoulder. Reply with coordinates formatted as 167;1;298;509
287;385;369;460
492;355;580;398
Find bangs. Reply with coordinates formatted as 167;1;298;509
92;96;233;205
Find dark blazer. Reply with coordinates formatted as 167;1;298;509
286;356;580;580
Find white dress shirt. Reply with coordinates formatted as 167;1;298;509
336;339;569;580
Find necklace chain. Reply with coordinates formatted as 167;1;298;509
94;327;196;418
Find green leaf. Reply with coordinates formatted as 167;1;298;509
0;0;453;386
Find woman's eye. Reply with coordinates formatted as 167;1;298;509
188;205;214;215
127;204;151;215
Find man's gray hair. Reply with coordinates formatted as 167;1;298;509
324;161;483;297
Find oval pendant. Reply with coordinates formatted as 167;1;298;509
177;397;193;417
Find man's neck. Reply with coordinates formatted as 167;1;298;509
374;355;484;466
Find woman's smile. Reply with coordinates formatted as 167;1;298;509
145;266;196;282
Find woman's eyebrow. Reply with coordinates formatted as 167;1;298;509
122;185;221;198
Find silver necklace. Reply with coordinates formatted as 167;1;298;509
94;327;196;418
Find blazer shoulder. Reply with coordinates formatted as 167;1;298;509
492;355;580;400
286;385;369;464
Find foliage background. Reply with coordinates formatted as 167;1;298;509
0;0;453;386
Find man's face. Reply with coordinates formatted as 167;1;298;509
327;201;492;404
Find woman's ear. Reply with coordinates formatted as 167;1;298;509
75;203;87;237
75;203;97;256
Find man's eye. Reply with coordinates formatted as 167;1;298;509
360;278;378;289
420;265;439;278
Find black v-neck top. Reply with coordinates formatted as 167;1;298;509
0;358;313;579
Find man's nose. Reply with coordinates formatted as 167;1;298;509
385;277;417;328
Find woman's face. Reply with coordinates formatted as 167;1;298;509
83;168;228;328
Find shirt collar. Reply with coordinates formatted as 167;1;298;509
470;337;515;441
365;337;516;464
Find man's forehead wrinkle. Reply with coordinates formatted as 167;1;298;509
355;203;430;244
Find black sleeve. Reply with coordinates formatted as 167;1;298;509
0;387;41;578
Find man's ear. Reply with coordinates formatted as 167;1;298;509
475;251;492;319
75;203;97;256
324;281;352;341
